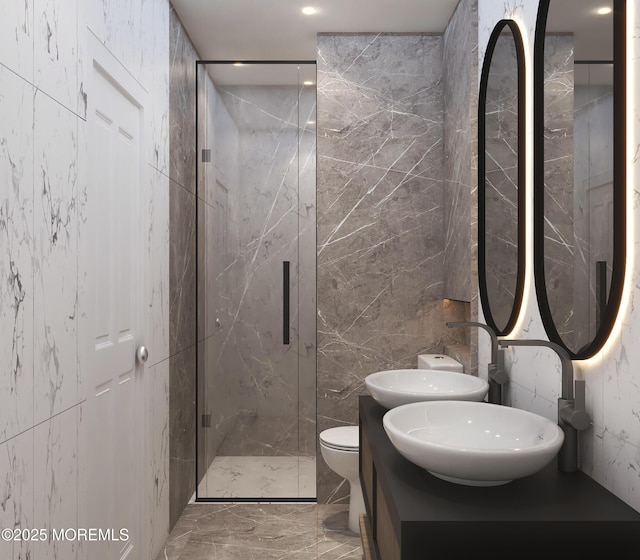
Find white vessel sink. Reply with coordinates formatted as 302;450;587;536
365;369;489;409
383;401;565;486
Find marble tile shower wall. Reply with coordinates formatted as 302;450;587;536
478;0;640;513
169;8;198;529
0;1;171;559
317;33;463;503
196;78;317;477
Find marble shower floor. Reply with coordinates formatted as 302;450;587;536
155;503;363;560
198;456;316;499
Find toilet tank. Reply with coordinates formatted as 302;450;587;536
417;353;463;372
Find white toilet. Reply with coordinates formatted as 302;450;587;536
319;426;364;534
417;353;464;372
320;354;463;535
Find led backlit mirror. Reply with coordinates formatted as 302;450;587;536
534;0;626;358
479;20;526;335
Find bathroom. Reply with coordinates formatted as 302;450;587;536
0;0;639;559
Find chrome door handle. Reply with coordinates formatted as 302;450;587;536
136;346;149;364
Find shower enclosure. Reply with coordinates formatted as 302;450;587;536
195;61;317;500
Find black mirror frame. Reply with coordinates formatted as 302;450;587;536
478;19;527;336
533;0;627;359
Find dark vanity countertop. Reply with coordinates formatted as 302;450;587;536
359;395;640;553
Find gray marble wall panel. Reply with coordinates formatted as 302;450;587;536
317;33;465;503
169;346;196;528
169;7;198;529
443;0;478;304
542;35;575;341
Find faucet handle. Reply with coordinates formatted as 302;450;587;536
561;380;590;431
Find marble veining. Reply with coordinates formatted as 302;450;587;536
196;70;317;497
168;9;199;530
443;0;478;303
156;504;361;560
317;33;466;503
35;0;81;116
33;89;79;425
0;0;34;81
198;456;315;499
0;65;34;444
0;429;34;560
541;34;575;343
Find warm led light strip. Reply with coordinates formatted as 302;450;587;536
506;15;534;338
586;0;635;365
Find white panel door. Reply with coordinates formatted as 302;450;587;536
86;60;144;560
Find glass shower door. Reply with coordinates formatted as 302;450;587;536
196;62;316;500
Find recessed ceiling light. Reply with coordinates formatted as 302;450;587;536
597;6;612;15
303;80;314;86
233;62;244;66
302;7;317;15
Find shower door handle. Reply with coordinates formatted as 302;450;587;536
283;261;290;345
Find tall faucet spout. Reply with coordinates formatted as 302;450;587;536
498;339;573;399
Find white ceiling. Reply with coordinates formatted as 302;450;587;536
170;0;460;61
173;0;616;86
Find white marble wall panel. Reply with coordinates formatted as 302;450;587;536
1;1;172;558
479;0;640;514
34;0;80;115
85;0;148;88
0;66;34;443
33;407;79;560
0;0;34;81
33;90;79;425
76;112;88;404
0;430;34;560
150;0;170;174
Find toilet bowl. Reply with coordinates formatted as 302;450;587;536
319;426;364;534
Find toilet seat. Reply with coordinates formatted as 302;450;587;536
320;426;359;452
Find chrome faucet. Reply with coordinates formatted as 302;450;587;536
446;322;507;405
498;339;590;473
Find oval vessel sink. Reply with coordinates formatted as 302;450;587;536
365;369;489;409
383;401;564;486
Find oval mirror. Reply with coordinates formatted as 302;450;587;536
534;0;626;358
479;20;526;335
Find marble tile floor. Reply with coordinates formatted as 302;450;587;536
198;456;316;499
155;503;363;560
